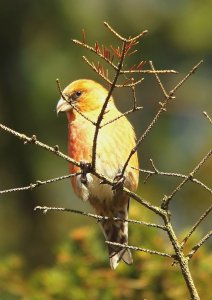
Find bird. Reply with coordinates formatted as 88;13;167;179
56;79;139;269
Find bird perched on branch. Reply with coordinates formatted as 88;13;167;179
57;79;139;269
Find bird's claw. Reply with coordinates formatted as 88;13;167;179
112;173;125;191
79;161;92;185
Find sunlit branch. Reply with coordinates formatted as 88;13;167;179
105;241;173;258
0;173;80;195
181;204;212;249
34;205;166;230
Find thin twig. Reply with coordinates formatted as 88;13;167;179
0;123;80;167
82;56;144;88
105;241;173;258
34;205;166;230
120;60;204;179
91;41;127;170
187;231;212;260
149;61;168;98
101;106;143;127
181;204;212;249
73;40;177;75
162;149;212;209
0;173;80;195
104;21;148;43
132;159;212;195
123;69;177;74
203;111;212;124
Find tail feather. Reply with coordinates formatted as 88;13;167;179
109;247;133;270
99;199;133;269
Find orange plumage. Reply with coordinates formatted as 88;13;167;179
57;79;139;269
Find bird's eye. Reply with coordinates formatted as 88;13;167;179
71;91;82;101
75;91;82;97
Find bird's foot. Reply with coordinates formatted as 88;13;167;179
79;161;92;185
112;172;125;191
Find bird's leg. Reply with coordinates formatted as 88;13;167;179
112;172;126;191
79;160;92;185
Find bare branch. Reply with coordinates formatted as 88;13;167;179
82;56;144;87
203;111;212;124
105;241;173;258
120;60;204;181
91;41;127;170
0;123;80;167
123;68;177;74
104;21;148;42
149;61;168;98
133;159;212;195
181;204;212;249
0;173;80;195
187;231;212;260
34;205;166;230
162;149;212;209
101;106;143;128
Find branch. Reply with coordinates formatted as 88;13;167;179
161;149;212;209
181;204;212;249
203;111;212;124
0;173;80;195
104;21;148;43
34;205;166;230
0;123;80;167
105;241;173;258
101;108;143;128
133;158;212;195
120;61;203;179
91;40;127;170
187;231;212;260
82;56;144;88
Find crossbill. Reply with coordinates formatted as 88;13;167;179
57;79;139;269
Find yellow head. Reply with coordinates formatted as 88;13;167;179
56;79;114;115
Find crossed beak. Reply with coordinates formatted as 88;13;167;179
56;98;72;115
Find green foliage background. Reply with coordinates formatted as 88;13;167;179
0;0;211;299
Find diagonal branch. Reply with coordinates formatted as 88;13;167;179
0;173;80;195
105;241;174;258
120;60;204;179
34;205;166;230
161;149;212;209
187;231;212;260
133;159;212;195
0;123;80;167
180;204;212;249
91;41;127;170
104;21;148;43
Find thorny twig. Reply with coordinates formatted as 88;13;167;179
34;205;166;230
187;231;212;260
161;149;212;209
105;241;173;258
0;173;80;195
91;40;127;170
132;158;212;195
181;204;212;249
120;60;204;178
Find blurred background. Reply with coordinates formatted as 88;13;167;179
0;0;211;299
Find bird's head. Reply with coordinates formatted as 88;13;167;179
56;79;114;116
